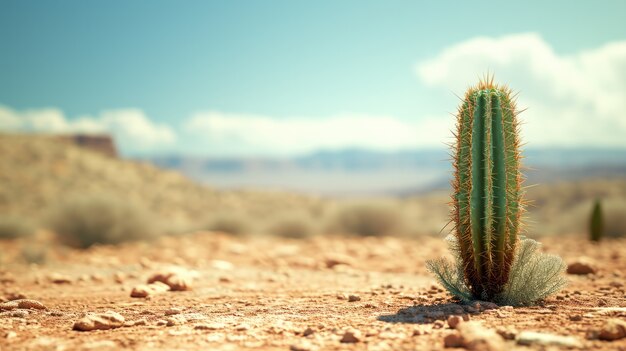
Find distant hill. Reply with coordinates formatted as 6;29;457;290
0;134;323;232
146;148;626;196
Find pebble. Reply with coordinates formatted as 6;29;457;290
0;299;47;311
48;273;72;284
517;331;582;348
596;319;626;341
567;259;597;275
570;314;583;321
340;329;362;343
73;311;125;331
195;322;226;330
148;267;197;291
443;321;505;351
130;281;170;298
164;307;182;316
303;327;315;336
290;341;315;351
447;315;464;329
348;294;361;302
4;331;17;339
166;315;186;326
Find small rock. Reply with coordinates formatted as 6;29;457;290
597;319;626;341
290;341;315;351
166;315;186;326
336;293;348;300
495;327;517;340
324;254;354;268
0;299;47;311
130;281;170;298
10;310;29;318
348;294;361;302
147;267;197;291
73;311;125;331
113;272;126;284
5;292;27;300
164;307;182;316
303;327;315;336
444;321;505;351
570;314;583;321
433;320;445;329
517;331;582;348
49;273;72;284
235;323;250;331
194;322;225;330
4;331;17;339
447;315;464;329
340;329;362;343
567;259;596;275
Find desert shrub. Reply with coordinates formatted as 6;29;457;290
205;213;249;236
46;195;155;248
427;236;567;306
0;216;36;239
267;214;314;238
329;203;401;236
604;198;626;238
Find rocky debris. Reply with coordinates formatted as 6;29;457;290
340;329;362;343
517;331;582;348
443;321;505;351
73;311;125;331
447;315;464;329
348;294;361;302
567;259;597;275
0;299;47;311
495;327;517;340
166;315;187;326
9;310;29;318
591;319;626;341
164;307;182;315
130;281;170;298
4;292;27;300
124;319;147;327
48;273;72;284
290;341;316;351
147;267;197;291
194;322;226;330
324;254;355;269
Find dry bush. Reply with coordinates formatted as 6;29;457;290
205;213;250;236
46;195;156;248
0;216;36;239
267;213;315;238
328;203;402;236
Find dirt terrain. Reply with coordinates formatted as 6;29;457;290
1;233;625;351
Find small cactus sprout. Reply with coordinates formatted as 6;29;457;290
590;199;604;242
427;76;567;306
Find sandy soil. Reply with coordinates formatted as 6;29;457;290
0;233;625;351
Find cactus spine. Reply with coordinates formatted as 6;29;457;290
453;77;523;300
589;199;603;242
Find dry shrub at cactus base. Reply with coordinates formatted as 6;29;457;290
428;78;567;306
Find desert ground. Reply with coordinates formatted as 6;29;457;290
1;232;625;351
1;135;626;350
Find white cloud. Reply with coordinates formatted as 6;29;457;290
416;33;626;147
0;105;176;153
184;111;452;156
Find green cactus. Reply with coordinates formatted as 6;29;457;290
589;199;603;242
452;77;522;300
427;77;567;305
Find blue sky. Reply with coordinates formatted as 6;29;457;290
1;1;626;156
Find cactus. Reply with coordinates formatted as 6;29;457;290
452;77;522;300
427;76;567;305
589;199;603;242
